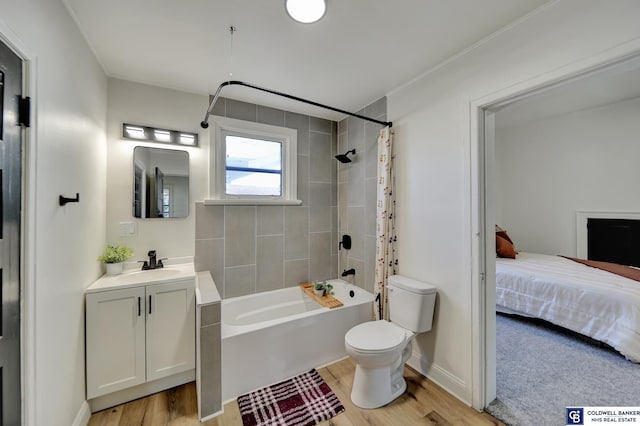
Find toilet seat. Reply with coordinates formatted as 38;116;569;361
345;321;408;353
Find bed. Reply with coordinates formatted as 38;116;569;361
495;252;640;362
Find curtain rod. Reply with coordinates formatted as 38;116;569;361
200;80;392;129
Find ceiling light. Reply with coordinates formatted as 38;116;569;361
285;0;326;24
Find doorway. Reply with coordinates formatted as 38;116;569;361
478;52;640;414
0;38;24;425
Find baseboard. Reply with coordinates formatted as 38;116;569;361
88;369;195;412
406;353;472;405
72;401;92;426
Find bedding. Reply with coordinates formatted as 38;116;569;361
496;252;640;362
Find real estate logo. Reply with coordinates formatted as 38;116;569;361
567;407;584;425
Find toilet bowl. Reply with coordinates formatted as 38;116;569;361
344;275;436;409
345;320;415;408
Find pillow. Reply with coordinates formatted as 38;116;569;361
496;234;517;259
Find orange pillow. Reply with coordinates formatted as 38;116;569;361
496;235;516;259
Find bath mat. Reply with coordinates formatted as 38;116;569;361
299;283;343;308
237;368;344;426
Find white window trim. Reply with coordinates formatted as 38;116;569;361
206;116;301;205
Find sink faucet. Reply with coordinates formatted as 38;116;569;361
140;250;165;270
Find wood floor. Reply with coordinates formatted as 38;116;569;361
88;358;504;426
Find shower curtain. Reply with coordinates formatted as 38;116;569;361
374;126;397;320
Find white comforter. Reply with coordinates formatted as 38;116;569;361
496;252;640;362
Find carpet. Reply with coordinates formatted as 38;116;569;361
237;368;345;426
486;313;640;426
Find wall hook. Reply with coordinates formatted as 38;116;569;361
59;193;80;206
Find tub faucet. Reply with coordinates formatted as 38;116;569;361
341;268;356;277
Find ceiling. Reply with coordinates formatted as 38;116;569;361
496;55;640;129
64;0;551;121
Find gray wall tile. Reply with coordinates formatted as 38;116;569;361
257;206;284;236
199;323;221;416
257;105;285;127
310;132;332;183
194;97;341;299
347;258;365;289
348;206;364;260
285;111;310;156
365;121;383;180
194;238;224;296
257;236;284;293
296;155;310;206
211;96;226;117
310;117;332;134
226;98;257;122
364;97;387;119
338;96;387;295
195;203;224;239
224;206;256;267
309;232;332;281
225;265;256;298
347;116;365;152
285;206;309;260
200;302;221;327
285;259;309;287
309;183;331;232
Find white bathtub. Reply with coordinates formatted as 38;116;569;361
221;279;373;401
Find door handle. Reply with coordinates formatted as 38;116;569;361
149;295;152;315
138;296;141;317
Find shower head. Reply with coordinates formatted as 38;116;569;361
335;149;356;163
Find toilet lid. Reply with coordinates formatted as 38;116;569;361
345;321;406;352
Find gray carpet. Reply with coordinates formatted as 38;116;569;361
486;313;640;426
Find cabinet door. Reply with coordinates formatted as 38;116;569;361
86;287;146;399
146;279;195;381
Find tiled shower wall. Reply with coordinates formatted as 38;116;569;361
337;97;387;293
195;97;338;298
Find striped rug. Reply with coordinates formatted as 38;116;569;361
237;369;345;426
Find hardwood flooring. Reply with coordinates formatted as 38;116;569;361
88;358;504;426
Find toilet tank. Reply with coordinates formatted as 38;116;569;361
387;275;437;333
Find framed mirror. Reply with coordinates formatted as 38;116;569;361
133;146;189;218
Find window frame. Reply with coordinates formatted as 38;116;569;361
209;116;300;205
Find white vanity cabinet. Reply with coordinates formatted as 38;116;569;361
85;264;196;406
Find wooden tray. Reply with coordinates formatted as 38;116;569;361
300;283;344;309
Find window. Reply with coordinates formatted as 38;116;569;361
209;117;300;205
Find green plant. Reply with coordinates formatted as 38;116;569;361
312;280;334;295
97;244;134;264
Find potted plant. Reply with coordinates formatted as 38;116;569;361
98;244;134;276
312;280;334;297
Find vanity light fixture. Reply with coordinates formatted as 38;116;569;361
285;0;326;24
123;123;199;147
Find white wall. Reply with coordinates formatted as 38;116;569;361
0;0;108;424
107;78;209;260
495;97;640;256
387;0;640;405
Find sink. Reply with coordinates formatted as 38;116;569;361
127;268;182;280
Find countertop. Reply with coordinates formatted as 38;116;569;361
86;262;196;293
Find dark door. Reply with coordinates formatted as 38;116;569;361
0;39;23;426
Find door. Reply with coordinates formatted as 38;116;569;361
145;280;195;381
0;40;23;426
85;287;146;399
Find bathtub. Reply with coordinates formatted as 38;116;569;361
221;279;373;401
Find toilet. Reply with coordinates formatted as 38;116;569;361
344;274;436;409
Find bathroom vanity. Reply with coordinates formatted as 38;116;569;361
85;263;196;411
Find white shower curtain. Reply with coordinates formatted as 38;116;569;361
374;126;397;321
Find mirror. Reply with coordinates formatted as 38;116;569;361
133;147;189;218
